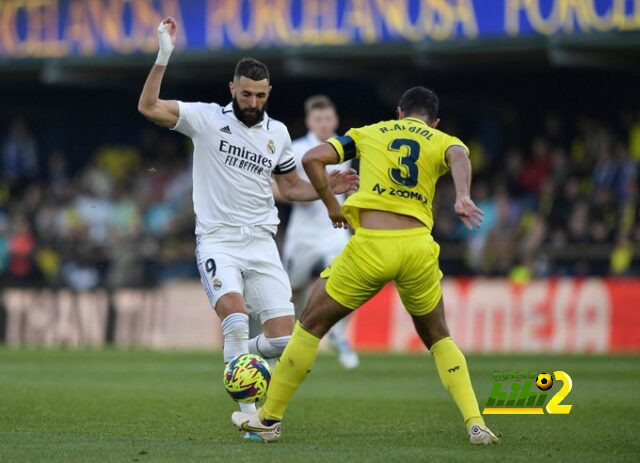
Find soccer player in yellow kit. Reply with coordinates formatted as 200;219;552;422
232;87;499;445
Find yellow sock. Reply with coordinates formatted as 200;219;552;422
430;337;484;432
260;322;321;421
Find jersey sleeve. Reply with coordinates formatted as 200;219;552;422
273;132;297;175
171;101;215;138
326;127;364;163
441;134;469;173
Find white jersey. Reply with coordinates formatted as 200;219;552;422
284;132;351;247
172;101;296;235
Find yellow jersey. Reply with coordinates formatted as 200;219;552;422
327;117;468;231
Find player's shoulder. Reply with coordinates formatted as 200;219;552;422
347;119;396;139
182;101;222;112
358;119;397;132
179;101;223;122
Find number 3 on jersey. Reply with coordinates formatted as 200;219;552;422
388;138;420;188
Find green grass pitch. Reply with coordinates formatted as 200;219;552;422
1;349;639;462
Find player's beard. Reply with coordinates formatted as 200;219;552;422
232;97;266;127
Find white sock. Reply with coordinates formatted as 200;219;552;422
220;313;255;414
240;402;256;413
221;313;249;362
248;333;291;359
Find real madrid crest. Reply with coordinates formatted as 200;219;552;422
267;139;276;154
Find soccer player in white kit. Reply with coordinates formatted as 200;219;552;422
137;17;358;440
283;96;359;369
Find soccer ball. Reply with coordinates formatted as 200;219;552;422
536;373;553;391
223;353;271;403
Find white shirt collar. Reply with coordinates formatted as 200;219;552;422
223;102;269;129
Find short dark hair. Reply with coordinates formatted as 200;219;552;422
304;95;335;116
398;86;439;121
234;57;270;82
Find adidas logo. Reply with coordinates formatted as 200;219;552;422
220;125;232;134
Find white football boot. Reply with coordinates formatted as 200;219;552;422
468;424;500;445
232;410;281;443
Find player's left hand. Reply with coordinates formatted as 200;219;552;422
454;196;484;230
328;168;359;194
327;202;350;229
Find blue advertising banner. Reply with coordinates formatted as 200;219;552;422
0;0;638;59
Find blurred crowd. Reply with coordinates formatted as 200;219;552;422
1;109;639;289
0;120;195;290
433;111;640;278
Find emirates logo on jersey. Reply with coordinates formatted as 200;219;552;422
267;139;276;154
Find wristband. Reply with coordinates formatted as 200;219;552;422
155;22;174;66
155;48;172;66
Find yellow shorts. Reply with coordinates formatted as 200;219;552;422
320;227;443;316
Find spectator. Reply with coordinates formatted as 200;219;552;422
1;118;39;189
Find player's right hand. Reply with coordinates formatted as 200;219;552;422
157;17;177;51
328;203;349;229
454;196;484;230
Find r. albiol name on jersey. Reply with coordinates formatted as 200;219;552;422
219;139;274;176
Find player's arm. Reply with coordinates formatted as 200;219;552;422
271;182;287;203
137;17;179;128
446;145;484;230
274;168;357;203
302;143;353;228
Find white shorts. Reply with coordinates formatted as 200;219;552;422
283;238;348;290
195;226;294;324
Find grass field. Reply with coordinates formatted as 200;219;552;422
1;349;639;462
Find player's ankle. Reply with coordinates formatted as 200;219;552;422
465;417;485;432
259;409;280;424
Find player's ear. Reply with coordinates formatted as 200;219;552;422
396;106;403;119
429;118;440;129
229;81;235;96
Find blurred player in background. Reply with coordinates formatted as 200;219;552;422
283;95;359;369
137;17;357;440
233;86;499;445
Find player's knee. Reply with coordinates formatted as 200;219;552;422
251;334;291;359
215;293;248;319
298;307;326;335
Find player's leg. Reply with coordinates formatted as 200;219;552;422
195;244;258;424
410;302;498;444
231;278;352;441
248;314;295;369
196;251;249;367
232;231;386;438
244;232;296;368
396;234;498;444
259;278;352;422
258;231;385;422
290;242;359;369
